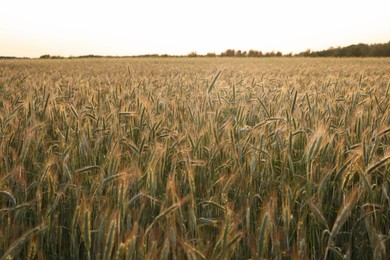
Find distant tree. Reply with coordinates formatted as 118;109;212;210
334;47;346;57
368;42;390;57
221;49;235;57
188;51;198;58
51;55;64;59
296;41;390;57
0;56;18;59
248;50;255;57
342;44;369;57
264;51;274;57
39;54;64;59
40;54;51;59
248;49;262;57
206;52;217;57
296;49;312;57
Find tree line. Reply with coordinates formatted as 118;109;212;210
27;41;390;59
2;41;390;60
297;41;390;57
194;49;284;58
195;41;390;58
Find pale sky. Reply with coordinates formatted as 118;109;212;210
1;0;389;57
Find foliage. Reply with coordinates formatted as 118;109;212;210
299;41;390;57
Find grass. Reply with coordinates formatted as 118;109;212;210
0;57;389;259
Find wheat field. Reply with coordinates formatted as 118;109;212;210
0;57;389;259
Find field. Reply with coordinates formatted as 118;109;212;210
0;57;389;259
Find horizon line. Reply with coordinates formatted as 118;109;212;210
1;40;390;59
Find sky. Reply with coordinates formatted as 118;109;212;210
1;0;390;57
